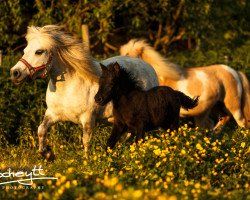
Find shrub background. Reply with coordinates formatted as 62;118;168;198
0;0;250;73
0;1;250;199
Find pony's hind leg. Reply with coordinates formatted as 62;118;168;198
222;66;247;127
224;90;247;128
38;109;58;161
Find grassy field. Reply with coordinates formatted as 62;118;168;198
0;124;249;200
0;54;249;200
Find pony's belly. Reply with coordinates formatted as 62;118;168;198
48;105;83;124
46;95;87;124
46;95;112;124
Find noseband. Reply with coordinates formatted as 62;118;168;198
19;56;52;80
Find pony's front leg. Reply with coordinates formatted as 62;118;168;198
212;106;231;134
80;112;96;157
107;121;126;149
133;122;145;143
194;111;214;130
38;110;58;161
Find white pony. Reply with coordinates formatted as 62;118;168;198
120;39;250;131
10;25;159;160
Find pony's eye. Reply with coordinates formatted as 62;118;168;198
35;49;45;55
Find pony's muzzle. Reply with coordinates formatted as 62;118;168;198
10;68;24;85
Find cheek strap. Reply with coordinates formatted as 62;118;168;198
19;56;52;79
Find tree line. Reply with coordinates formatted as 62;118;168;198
0;0;250;71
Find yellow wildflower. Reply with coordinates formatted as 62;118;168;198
194;183;201;189
72;180;77;186
103;176;118;187
115;184;123;191
65;181;71;189
133;190;143;199
47;180;52;186
156;161;161;168
118;171;123;176
153;148;161;156
181;149;186;155
241;142;246;148
130;145;136;152
196;143;203;150
67;167;74;174
167;172;174;176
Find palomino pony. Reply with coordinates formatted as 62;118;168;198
10;25;159;160
120;39;250;131
95;62;199;149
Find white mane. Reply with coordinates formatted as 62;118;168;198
120;39;184;80
26;25;99;82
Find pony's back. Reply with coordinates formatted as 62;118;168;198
120;39;184;80
146;86;198;129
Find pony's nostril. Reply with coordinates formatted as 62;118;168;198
13;70;21;78
95;95;103;103
98;97;103;102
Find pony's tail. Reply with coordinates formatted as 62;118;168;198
238;71;250;127
177;91;199;110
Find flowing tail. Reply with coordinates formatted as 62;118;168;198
238;71;250;127
177;91;199;110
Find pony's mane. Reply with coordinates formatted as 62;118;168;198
120;39;185;80
26;25;99;82
105;63;142;93
118;67;142;91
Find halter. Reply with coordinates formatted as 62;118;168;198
19;56;52;80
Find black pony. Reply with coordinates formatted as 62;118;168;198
95;62;199;149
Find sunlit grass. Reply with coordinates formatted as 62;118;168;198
0;124;249;200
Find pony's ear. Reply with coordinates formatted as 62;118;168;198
113;62;121;76
100;63;108;72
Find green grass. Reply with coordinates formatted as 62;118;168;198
0;124;249;200
0;53;249;200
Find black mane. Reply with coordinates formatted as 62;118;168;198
115;66;142;93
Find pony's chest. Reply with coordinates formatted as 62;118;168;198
45;81;98;123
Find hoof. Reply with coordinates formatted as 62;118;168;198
40;146;56;161
213;127;222;134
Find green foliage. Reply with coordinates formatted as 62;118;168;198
0;0;26;49
0;53;47;145
1;0;250;63
165;43;250;76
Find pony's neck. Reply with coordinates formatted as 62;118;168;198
114;71;141;100
49;58;73;81
50;56;101;83
48;58;92;93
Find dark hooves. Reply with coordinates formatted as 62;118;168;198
40;146;56;161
